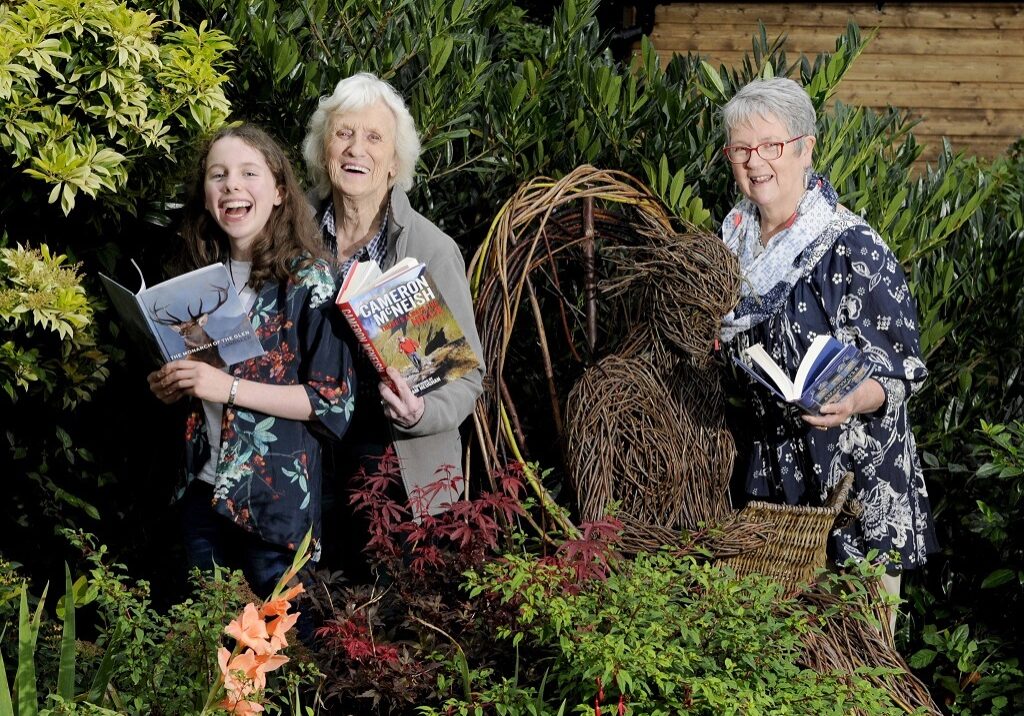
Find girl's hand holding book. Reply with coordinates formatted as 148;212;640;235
148;360;233;405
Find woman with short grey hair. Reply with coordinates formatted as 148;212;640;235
717;77;937;628
302;72;484;574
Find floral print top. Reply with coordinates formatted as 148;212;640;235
722;210;939;573
183;258;355;559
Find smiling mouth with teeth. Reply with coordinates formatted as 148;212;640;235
343;164;370;174
223;200;252;216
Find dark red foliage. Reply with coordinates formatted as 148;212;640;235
316;616;400;664
554;517;624;583
313;456;629;714
313;455;533;713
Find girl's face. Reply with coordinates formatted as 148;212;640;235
203;136;283;254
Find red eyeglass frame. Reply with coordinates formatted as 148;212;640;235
722;135;807;163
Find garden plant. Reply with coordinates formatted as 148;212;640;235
2;0;1023;713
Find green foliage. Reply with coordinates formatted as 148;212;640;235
0;243;107;407
423;552;910;715
897;149;1024;710
0;0;233;217
905;420;1024;715
0;242;110;524
58;531;249;715
969;420;1024;555
2;532;320;715
910;621;1022;716
152;0;768;237
0;563;121;716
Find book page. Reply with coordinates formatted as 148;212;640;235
794;335;841;394
744;343;796;398
339;260;382;301
98;273;166;364
130;258;147;292
800;350;874;412
376;257;420;284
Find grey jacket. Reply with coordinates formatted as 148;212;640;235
320;187;485;515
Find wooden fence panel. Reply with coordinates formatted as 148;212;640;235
650;2;1024;163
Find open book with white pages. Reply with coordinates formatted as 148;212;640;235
733;334;875;414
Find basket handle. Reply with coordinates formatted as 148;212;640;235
825;471;855;511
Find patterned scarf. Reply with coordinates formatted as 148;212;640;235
719;174;859;343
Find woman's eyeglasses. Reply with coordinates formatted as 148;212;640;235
722;135;806;163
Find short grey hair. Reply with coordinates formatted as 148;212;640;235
722;77;817;155
302;72;421;199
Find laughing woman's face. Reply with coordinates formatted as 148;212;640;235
727;113;815;218
324;100;399;208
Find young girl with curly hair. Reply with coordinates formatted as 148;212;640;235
148;124;355;596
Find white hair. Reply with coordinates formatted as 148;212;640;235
302;72;421;199
722;77;817;156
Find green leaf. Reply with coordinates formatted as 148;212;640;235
980;568;1016;589
450;0;466;23
0;645;13;716
430;36;455;76
699;60;726;103
908;648;937;669
56;564;75;700
87;624;123;705
668;169;686;206
14;582;48;716
510;78;527;110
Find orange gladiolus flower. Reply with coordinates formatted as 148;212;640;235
218;648;260;698
225;603;272;655
218;646;290;703
266;611;300;651
218;697;265;715
260;582;304;618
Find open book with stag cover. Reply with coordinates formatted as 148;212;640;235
98;261;264;368
733;334;875;414
335;257;480;396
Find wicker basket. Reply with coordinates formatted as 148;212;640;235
720;472;855;594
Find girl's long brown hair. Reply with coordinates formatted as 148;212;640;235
177;124;324;287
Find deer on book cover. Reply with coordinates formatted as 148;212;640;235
150;284;231;368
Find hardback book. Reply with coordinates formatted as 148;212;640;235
98;261;264;368
335;257;481;396
733;334;875;414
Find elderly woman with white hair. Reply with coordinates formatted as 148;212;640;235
302;72;484;552
717;77;938;619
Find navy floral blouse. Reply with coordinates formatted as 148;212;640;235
182;258;355;559
724;224;939;572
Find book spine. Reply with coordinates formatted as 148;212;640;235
803;358;875;412
138;295;174;364
337;301;398;392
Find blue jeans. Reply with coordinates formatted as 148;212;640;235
180;480;295;599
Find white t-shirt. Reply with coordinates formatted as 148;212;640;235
196;259;257;485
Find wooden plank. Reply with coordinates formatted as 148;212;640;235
911;137;1017;160
912;134;1019;153
833;81;1024;111
651;25;1024;57
904;108;1023;137
674;51;1024;83
656;4;1024;30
